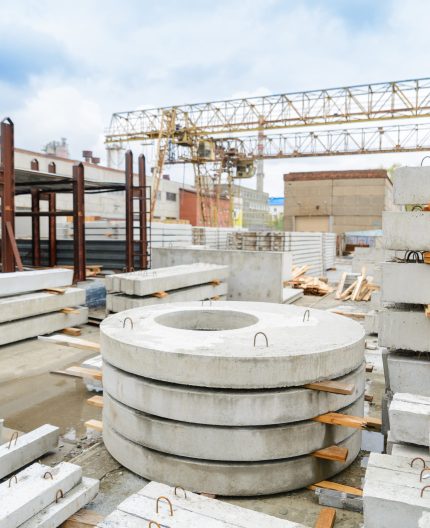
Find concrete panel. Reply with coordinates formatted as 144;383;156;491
0;424;59;479
100;302;365;389
379;306;430;352
103;361;365;426
0;268;73;297
0;288;85;324
20;477;99;528
383;211;430;250
103;423;361;496
152;248;293;303
387;353;430;397
0;307;88;346
393;167;430;205
381;262;430;304
103;391;364;461
389;393;430;447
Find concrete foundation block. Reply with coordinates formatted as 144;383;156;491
387;353;430;397
389;393;430;447
383;211;430;251
0;462;82;528
364;310;379;335
282;287;304;303
0;424;59;479
379;305;430;352
381;262;430;304
0;268;73;298
0;288;85;324
20;477;99;528
0;307;88;346
387;431;430;459
392;166;430;205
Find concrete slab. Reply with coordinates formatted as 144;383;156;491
0;288;85;324
0;307;88;346
282;287;304;304
389;393;430;447
100;302;365;389
103;361;365;426
103;423;361;496
379;305;430;352
383;211;430;251
0;424;59;479
20;477;99;528
392;166;430;205
0;461;82;528
381;262;430;304
0;268;73;298
106;282;228;313
103;391;363;461
387;353;430;397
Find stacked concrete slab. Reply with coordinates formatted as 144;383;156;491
0;461;98;527
0;269;87;346
105;264;229;314
101;301;365;496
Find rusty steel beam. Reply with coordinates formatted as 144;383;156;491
137;154;148;270
48;193;57;267
124;150;134;271
73;163;86;283
31;188;41;266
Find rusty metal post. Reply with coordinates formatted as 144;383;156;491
48;192;57;267
138;154;148;269
31;188;41;266
73;163;86;283
124;150;134;271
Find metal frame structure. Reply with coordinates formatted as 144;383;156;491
0;118;150;277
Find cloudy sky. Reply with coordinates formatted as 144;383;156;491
1;0;430;195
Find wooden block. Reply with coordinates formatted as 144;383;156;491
85;419;103;432
211;279;221;286
65;366;102;381
87;395;104;408
45;287;66;295
312;412;382;431
61;509;104;527
365;394;374;403
339;280;357;300
62;327;82;337
309;480;363;497
303;380;355;395
312;445;348;462
425;305;430;318
366;363;374;373
332;310;366;320
61;308;80;315
152;291;168;298
39;334;101;352
351;275;365;301
335;272;347;299
200;492;217;499
315;507;336;528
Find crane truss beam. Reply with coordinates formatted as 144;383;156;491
106;78;430;142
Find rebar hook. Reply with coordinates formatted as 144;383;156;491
253;331;269;347
174;486;187;498
303;309;310;322
7;431;19;450
55;489;64;503
421;485;430;497
43;472;53;480
156;496;173;516
8;475;17;488
123;316;134;329
201;298;212;307
148;522;161;528
420;468;430;482
411;457;427;468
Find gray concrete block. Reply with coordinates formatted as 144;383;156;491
387;353;430;397
20;477;99;528
0;307;88;346
381;262;430;304
388;431;430;460
0;268;73;298
383;211;430;251
0;288;85;324
389;393;430;447
282;287;304;303
379;306;430;352
364;310;379;335
0;424;59;479
393;166;430;205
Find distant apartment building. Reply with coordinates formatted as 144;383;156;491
283;169;396;234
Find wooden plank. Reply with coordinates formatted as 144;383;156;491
211;279;221;286
38;334;101;352
61;509;104;527
303;380;355;396
62;327;82;337
315;507;336;528
351;275;365;301
61;307;80;315
152;291;168;298
366;363;374;373
309;480;363;497
332;310;366;320
312;445;348;462
335;272;347;299
87;395;104;408
65;366;102;381
365;394;374;403
425;305;430;319
85;419;103;432
44;287;66;295
339;280;357;300
312;412;382;431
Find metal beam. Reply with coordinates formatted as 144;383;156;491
124;150;134;271
31;188;41;266
73;163;86;283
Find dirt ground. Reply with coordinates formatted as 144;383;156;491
0;258;384;527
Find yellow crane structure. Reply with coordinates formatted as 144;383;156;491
105;77;430;225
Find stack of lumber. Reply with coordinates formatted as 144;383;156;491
285;265;332;296
335;270;379;302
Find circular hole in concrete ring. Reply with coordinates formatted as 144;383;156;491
154;310;259;331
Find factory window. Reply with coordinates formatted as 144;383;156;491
166;192;177;202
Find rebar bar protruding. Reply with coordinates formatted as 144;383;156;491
123;316;134;329
148;522;161;528
174;486;187;498
303;309;310;322
201;298;212;307
8;475;17;488
156;496;173;516
55;489;64;503
43;472;53;480
253;331;268;347
411;457;427;468
7;431;19;450
421;485;430;497
420;468;430;482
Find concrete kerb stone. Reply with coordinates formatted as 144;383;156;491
100;301;365;389
379;305;430;352
0;268;73;298
103;423;361;496
392;166;430;205
381;262;430;304
389;393;430;447
103;360;366;426
383;211;430;251
387;353;430;397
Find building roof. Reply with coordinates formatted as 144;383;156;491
284;169;388;182
268;197;284;206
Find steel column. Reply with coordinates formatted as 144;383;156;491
73;162;86;282
31;188;41;266
124;150;134;271
137;154;148;269
48;192;57;267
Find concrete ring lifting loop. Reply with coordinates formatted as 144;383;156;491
156;496;173;516
7;431;19;450
55;489;64;503
201;298;213;307
123;317;134;330
43;472;53;480
411;457;427;468
420;468;430;482
174;486;187;498
303;309;310;322
421;485;430;497
8;475;17;488
412;204;424;211
421;155;430;166
253;331;268;347
405;250;424;263
148;522;161;528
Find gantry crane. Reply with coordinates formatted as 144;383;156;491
105;77;430;225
